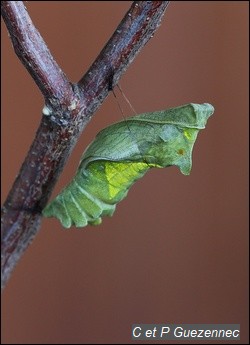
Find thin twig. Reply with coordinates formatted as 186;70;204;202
1;1;170;290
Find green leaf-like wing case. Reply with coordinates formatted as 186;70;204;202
42;103;214;228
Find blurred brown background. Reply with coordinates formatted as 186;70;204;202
1;1;248;344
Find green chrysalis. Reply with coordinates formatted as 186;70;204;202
43;103;214;228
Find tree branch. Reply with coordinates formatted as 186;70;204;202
1;1;74;105
1;1;170;290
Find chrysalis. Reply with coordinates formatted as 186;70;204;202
42;103;214;228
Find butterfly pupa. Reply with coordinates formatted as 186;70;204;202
42;103;214;228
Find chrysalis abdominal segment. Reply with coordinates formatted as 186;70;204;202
43;103;214;228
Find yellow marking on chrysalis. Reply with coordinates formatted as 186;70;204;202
184;129;192;140
105;161;148;199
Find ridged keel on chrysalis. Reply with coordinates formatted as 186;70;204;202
43;103;214;228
